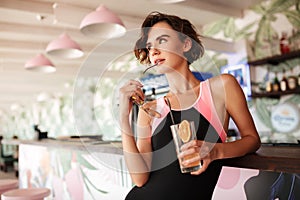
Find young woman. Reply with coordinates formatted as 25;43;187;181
119;12;261;200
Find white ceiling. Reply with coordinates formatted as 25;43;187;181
0;0;263;112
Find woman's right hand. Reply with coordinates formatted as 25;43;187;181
119;80;144;119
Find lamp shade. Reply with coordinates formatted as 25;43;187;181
24;54;56;73
80;5;126;39
46;33;84;59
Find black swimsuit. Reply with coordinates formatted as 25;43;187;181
125;81;226;200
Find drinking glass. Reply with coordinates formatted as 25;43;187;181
131;96;161;118
170;120;202;173
130;63;161;118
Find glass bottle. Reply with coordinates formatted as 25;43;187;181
147;88;156;101
280;31;290;54
150;88;156;100
288;68;297;90
280;69;289;91
272;72;280;92
265;67;272;92
297;65;300;87
298;72;300;88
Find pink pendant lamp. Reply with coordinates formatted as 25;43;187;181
24;54;56;73
80;5;126;39
46;33;84;59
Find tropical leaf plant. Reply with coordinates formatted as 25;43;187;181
255;98;279;130
252;0;298;59
203;0;298;60
77;153;98;170
235;21;257;41
284;10;300;27
224;18;236;38
283;94;300;105
254;16;276;58
267;0;295;14
203;17;230;36
80;167;108;199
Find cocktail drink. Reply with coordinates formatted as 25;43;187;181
131;96;161;118
171;120;202;173
130;63;161;118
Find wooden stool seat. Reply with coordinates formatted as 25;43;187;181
1;188;50;200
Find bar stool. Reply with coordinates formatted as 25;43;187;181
1;188;50;200
0;179;18;198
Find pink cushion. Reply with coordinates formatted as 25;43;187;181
1;188;50;200
0;180;18;195
0;180;18;190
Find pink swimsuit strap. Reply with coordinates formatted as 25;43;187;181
152;80;227;143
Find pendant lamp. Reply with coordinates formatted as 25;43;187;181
80;5;126;39
46;33;84;59
24;54;56;73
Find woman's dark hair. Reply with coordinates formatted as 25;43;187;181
134;11;205;65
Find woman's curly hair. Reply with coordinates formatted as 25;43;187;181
134;11;205;65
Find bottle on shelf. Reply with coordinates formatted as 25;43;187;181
280;69;289;91
287;68;297;90
265;67;272;93
298;72;300;88
146;88;156;101
280;31;290;54
150;88;156;100
272;71;280;92
266;81;272;93
297;65;300;88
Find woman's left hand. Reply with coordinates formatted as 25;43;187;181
178;140;220;175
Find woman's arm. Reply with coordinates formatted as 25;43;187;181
217;74;261;158
179;74;261;175
119;80;152;187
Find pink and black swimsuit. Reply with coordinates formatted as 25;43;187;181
126;80;227;200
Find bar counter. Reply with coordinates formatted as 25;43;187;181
223;144;300;174
3;139;300;199
3;138;300;174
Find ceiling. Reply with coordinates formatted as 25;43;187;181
0;0;263;113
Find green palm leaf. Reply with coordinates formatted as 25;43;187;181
284;10;300;28
235;21;257;40
77;154;97;170
256;98;279;129
283;94;300;104
255;16;269;43
224;18;236;38
254;17;270;58
80;167;108;197
203;17;230;36
57;150;72;175
268;0;295;14
251;4;267;15
256;99;272;129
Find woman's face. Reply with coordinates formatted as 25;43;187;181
146;22;189;73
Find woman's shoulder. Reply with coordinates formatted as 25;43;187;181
205;74;241;101
207;73;239;89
